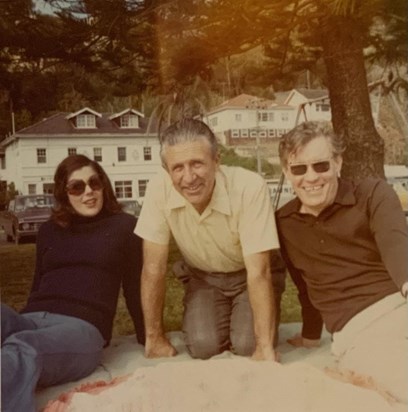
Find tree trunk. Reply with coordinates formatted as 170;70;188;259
319;14;385;180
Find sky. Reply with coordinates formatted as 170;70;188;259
33;0;56;15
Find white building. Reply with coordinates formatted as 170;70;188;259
203;89;331;146
0;107;161;201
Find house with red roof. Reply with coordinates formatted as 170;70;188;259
203;89;331;146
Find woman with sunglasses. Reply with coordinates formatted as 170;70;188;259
1;154;145;412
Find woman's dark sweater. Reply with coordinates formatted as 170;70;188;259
22;212;145;345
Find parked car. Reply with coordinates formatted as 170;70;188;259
119;199;142;217
0;194;55;244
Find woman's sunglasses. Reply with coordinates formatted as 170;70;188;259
289;160;331;176
66;175;103;196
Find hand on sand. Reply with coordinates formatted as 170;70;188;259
287;333;320;348
145;336;177;358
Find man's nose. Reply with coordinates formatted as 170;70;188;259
183;166;196;183
304;165;319;181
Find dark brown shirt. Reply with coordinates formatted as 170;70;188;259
277;178;408;338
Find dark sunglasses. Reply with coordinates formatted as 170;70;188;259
66;175;103;196
289;160;331;176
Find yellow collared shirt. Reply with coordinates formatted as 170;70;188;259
135;165;279;272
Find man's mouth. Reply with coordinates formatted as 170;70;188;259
183;184;202;194
303;185;324;192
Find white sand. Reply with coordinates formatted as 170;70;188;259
38;324;406;412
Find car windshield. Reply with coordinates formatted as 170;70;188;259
14;196;55;212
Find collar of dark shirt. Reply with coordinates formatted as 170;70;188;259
276;178;356;219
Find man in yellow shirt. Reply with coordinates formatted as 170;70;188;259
135;118;280;361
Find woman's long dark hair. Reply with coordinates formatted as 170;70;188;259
52;154;122;227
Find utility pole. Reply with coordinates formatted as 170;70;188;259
246;98;268;176
255;109;262;175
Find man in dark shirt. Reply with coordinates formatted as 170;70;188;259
276;121;408;403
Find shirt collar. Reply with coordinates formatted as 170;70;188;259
165;168;232;216
333;178;356;206
277;178;356;218
207;169;231;216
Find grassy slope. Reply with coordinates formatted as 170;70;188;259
0;242;301;337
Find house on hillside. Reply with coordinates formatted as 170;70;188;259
204;94;296;145
0;107;161;200
203;89;331;147
284;88;331;123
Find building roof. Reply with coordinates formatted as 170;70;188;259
66;107;102;120
207;94;276;115
272;91;291;105
207;90;326;116
13;111;150;136
109;108;145;120
288;88;329;102
0;109;158;148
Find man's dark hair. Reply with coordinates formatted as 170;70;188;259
279;121;345;168
160;118;218;165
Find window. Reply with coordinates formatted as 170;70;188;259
258;112;269;122
76;114;96;128
143;147;152;161
94;147;102;162
118;147;127;162
37;148;46;164
138;179;149;197
115;181;132;199
316;103;330;112
235;114;242;122
211;117;218;126
0;155;5;169
268;129;277;138
231;129;240;138
120;114;138;128
281;112;289;122
43;183;54;194
68;147;77;156
28;184;36;195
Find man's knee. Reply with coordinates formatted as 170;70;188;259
230;331;255;356
185;331;227;360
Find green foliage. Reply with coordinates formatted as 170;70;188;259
219;145;279;178
0;244;36;310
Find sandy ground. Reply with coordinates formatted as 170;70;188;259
36;323;407;412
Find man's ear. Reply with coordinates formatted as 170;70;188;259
334;155;343;176
215;151;221;166
282;165;289;179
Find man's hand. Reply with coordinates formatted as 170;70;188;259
287;333;320;348
144;335;177;358
251;345;280;362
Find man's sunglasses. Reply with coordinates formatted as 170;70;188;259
289;160;331;176
66;175;103;196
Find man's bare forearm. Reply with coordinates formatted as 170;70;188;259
141;266;167;339
247;270;276;348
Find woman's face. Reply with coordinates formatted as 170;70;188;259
66;165;104;217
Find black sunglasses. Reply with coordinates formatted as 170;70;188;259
289;160;331;176
66;175;103;196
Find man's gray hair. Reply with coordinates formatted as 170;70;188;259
279;121;345;168
160;118;218;165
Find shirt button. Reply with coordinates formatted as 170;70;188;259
320;239;324;244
